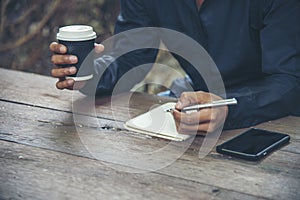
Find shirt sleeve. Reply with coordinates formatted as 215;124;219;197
80;0;159;96
224;0;300;129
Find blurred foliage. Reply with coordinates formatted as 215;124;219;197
0;0;119;75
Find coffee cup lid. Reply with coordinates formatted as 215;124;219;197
57;25;96;41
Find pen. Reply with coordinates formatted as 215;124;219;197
165;98;237;113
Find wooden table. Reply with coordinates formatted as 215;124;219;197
0;68;299;200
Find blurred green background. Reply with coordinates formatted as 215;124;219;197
0;0;184;94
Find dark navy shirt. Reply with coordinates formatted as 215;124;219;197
87;0;300;129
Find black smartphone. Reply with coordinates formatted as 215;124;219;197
216;128;290;161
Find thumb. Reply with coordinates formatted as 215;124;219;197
175;100;183;110
175;92;199;110
94;43;105;54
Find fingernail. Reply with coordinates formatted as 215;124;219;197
69;56;77;63
176;101;182;108
60;46;66;52
69;67;77;74
67;79;73;86
95;43;104;54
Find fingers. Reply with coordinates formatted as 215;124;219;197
49;41;92;91
49;42;78;65
175;92;198;110
173;109;212;133
173;109;212;125
49;42;67;54
51;67;77;78
50;42;105;54
51;54;78;66
173;111;209;134
175;121;210;135
173;97;228;134
51;66;77;90
56;78;75;90
175;91;214;110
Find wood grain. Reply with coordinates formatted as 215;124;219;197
0;68;172;122
0;140;261;200
1;100;299;199
1;68;299;199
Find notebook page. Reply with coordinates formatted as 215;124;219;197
125;102;191;141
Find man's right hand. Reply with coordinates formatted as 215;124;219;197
49;42;104;90
49;42;78;90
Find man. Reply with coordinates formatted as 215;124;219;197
50;0;300;134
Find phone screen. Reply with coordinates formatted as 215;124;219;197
216;128;290;161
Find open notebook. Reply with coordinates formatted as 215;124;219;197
124;102;192;141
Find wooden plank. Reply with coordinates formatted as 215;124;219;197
0;68;75;111
1;68;300;199
2;68;300;128
1;101;299;199
161;151;299;200
0;100;176;158
72;91;173;122
0;140;260;200
1;100;299;156
0;68;172;122
2;68;299;134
